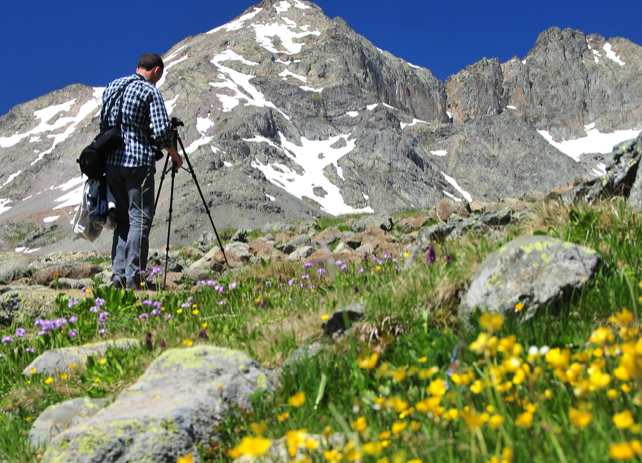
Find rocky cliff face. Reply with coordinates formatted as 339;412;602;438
0;1;639;255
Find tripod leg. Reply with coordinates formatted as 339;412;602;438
176;136;231;271
154;153;171;215
164;162;177;289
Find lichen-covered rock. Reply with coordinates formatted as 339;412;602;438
352;215;394;233
23;339;140;377
43;346;273;463
459;235;600;323
322;303;366;336
0;259;28;284
29;397;110;449
0;287;58;327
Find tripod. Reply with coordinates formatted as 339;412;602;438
154;117;230;289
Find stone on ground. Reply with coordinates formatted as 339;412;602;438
43;346;274;463
0;259;28;285
459;235;600;322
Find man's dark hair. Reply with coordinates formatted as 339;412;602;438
138;53;164;71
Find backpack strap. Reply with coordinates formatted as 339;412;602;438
100;75;144;132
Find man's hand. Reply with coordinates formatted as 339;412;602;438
167;146;183;171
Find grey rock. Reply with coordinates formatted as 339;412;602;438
459;235;600;323
285;341;325;367
23;339;140;377
43;346;273;463
333;242;350;253
231;229;249;243
182;268;215;283
355;243;375;254
48;278;93;290
29;397;110;449
0;259;28;285
147;250;184;273
314;226;341;246
0;288;58;327
322;303;366;336
261;222;290;234
224;242;253;262
353;214;394;233
283;235;313;254
286;246;315;261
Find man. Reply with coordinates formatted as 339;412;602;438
102;53;183;289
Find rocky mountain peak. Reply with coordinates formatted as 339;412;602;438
0;1;640;257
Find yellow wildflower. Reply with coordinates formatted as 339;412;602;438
182;339;193;347
357;353;379;370
410;420;421;430
589;327;613;345
488;415;504;429
44;377;53;385
324;450;342;462
479;313;503;332
470;380;484;394
608;389;619;400
289;392;305;407
614;410;635;429
363;442;383;457
609;441;642;460
392;421;407;434
418;357;427;363
322;314;329;321
251;421;267;435
305;438;320;450
515;411;533;428
391;366;407;382
60;374;68;380
177;309;183;314
428;378;447;397
178;453;194;463
569;408;592;428
589;370;611;389
202;322;207;329
99;359;107;365
545;348;570;369
444;409;459;421
610;309;635;327
29;368;36;374
470;333;498;355
378;431;392;440
460;409;489;431
418;366;439;379
278;412;290;422
351;417;367;432
233;436;271;457
286;430;307;448
515;302;524;312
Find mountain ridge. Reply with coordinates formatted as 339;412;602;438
0;0;640;256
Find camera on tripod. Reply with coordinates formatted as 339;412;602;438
171;117;184;129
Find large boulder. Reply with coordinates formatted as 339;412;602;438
352;215;394;233
23;339;140;377
43;346;274;463
29;397;110;449
31;264;102;286
0;259;29;284
0;287;58;327
459;235;600;323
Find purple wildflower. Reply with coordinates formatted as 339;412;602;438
1;336;13;344
153;301;162;308
68;329;78;338
160;339;166;349
317;268;326;275
145;332;153;349
229;282;238;290
69;316;78;324
445;254;453;264
265;281;272;287
54;318;67;328
164;314;173;321
353;285;359;294
218;299;227;305
181;302;191;308
139;313;149;320
340;264;348;271
25;347;35;353
392;258;399;264
301;274;310;280
302;262;314;269
15;327;26;338
383;253;391;259
366;284;371;291
300;283;305;288
358;267;365;274
98;312;110;325
426;244;436;264
95;298;105;307
68;299;79;309
138;269;146;275
395;265;403;271
151;309;161;316
89;306;99;313
98;329;107;335
142;299;152;306
288;279;294;286
150;266;162;277
199;330;209;340
335;260;344;266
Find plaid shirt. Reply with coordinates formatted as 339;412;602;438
101;73;174;167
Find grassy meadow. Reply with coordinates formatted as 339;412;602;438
2;198;642;462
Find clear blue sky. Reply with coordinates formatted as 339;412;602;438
1;0;640;116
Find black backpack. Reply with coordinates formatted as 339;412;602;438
77;77;139;179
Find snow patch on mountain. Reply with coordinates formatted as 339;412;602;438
279;69;307;82
52;176;86;210
2;170;22;188
207;8;263;35
210;50;290;120
196;117;215;134
400;118;427;129
251;132;373;216
157;55;189;89
538;124;641;162
603;43;625;66
0;198;11;217
252;18;321;55
299;86;323;92
441;171;473;202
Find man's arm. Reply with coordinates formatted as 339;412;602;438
148;88;182;169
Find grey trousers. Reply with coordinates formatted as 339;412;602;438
105;164;155;288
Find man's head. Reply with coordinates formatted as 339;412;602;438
136;53;164;86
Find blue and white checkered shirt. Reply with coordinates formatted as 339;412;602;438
101;73;174;168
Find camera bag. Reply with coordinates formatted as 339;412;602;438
77;77;139;179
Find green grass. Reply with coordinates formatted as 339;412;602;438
2;198;642;462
